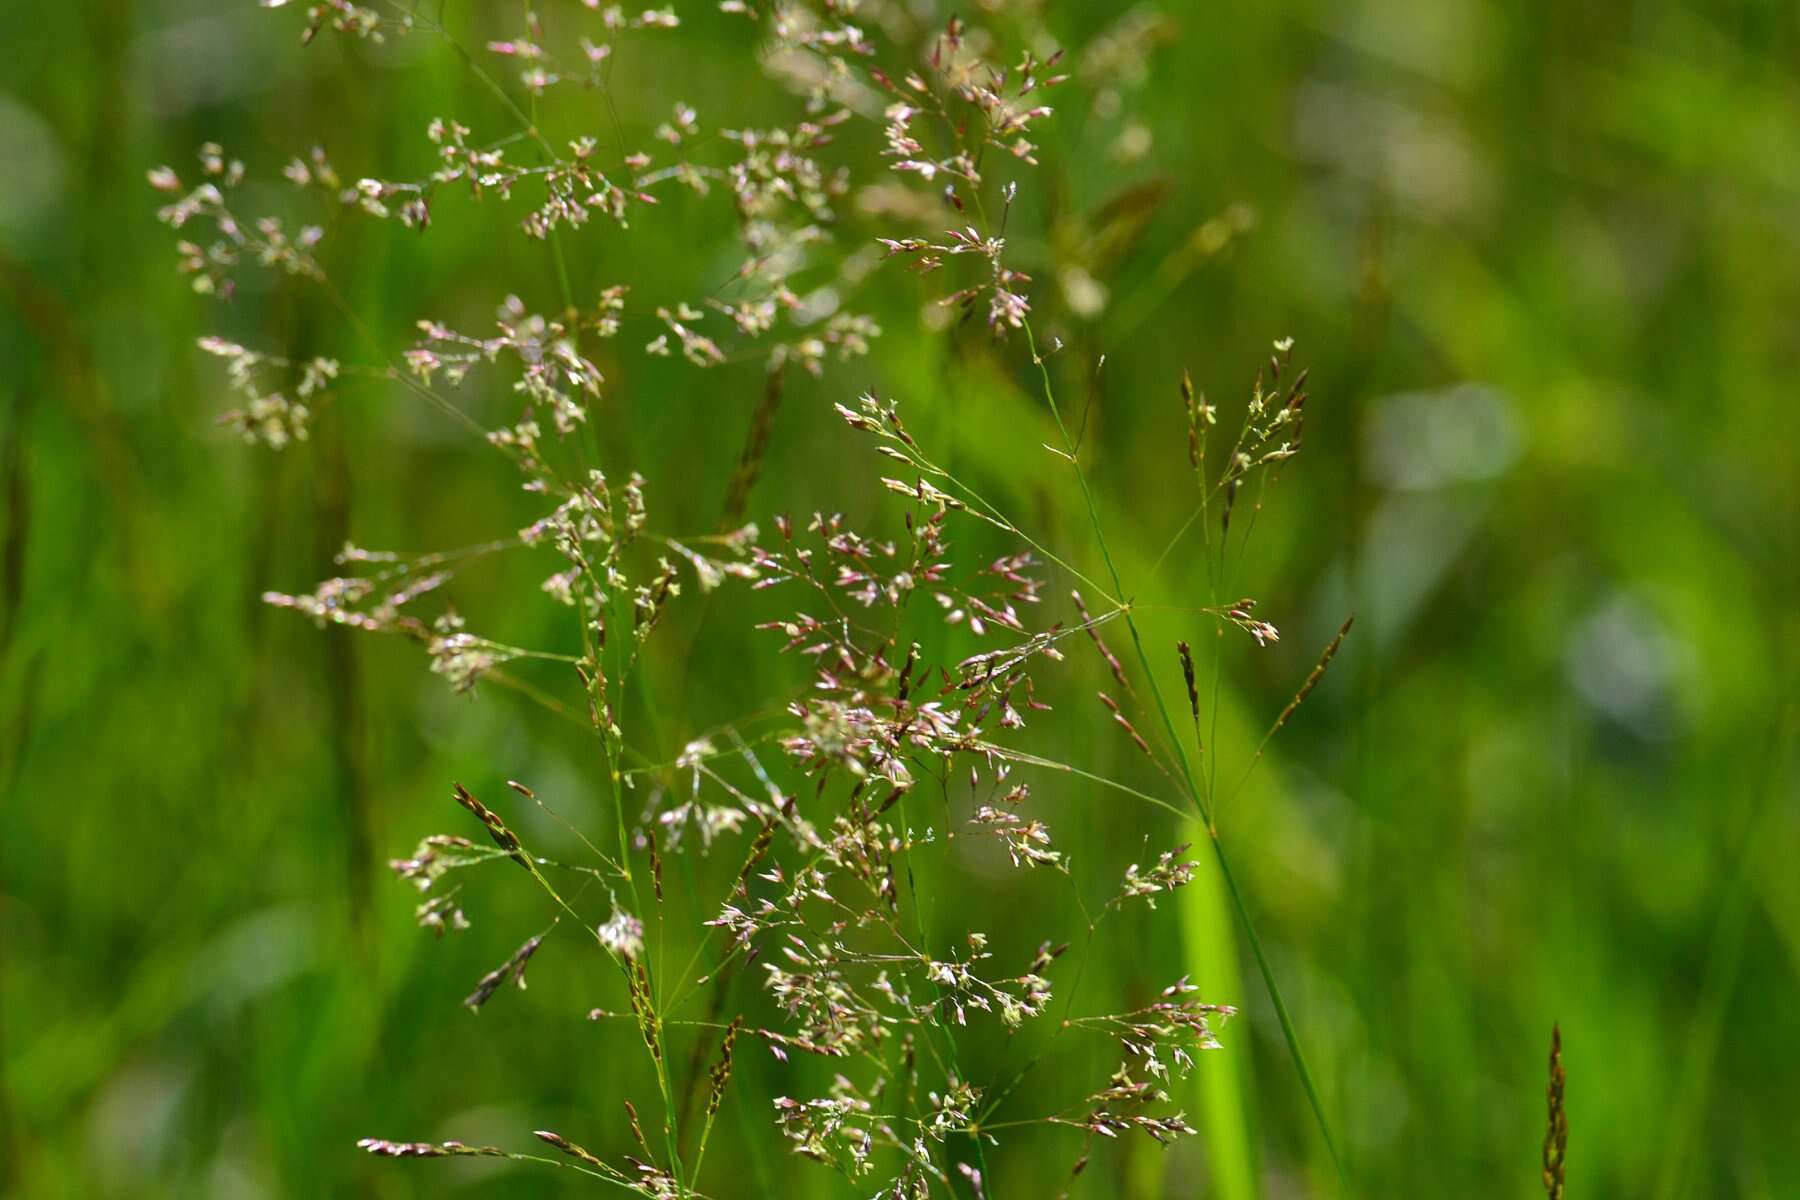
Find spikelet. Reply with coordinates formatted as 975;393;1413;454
1543;1024;1567;1200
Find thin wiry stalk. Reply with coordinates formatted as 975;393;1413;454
971;743;1191;822
1023;319;1351;1192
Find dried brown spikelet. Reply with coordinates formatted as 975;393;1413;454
735;820;777;897
1543;1023;1567;1200
453;783;529;869
721;365;786;524
463;931;545;1010
1071;589;1129;690
623;1100;653;1158
628;962;662;1061
1269;615;1354;738
896;641;920;702
1177;638;1207;772
1177;640;1199;717
707;1017;743;1116
1182;368;1202;471
1098;691;1152;757
534;1130;607;1171
1031;941;1070;974
356;1137;506;1159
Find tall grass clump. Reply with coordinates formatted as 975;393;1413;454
154;3;1355;1194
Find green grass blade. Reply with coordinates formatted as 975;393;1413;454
1182;831;1259;1200
1210;836;1348;1191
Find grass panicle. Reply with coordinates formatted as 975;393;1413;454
163;6;1366;1197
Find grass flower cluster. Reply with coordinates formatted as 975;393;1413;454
156;3;1371;1195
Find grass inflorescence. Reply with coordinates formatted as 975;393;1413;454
159;4;1364;1196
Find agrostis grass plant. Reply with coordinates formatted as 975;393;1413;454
152;2;1380;1195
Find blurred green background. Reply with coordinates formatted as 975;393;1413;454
3;1;1797;1197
